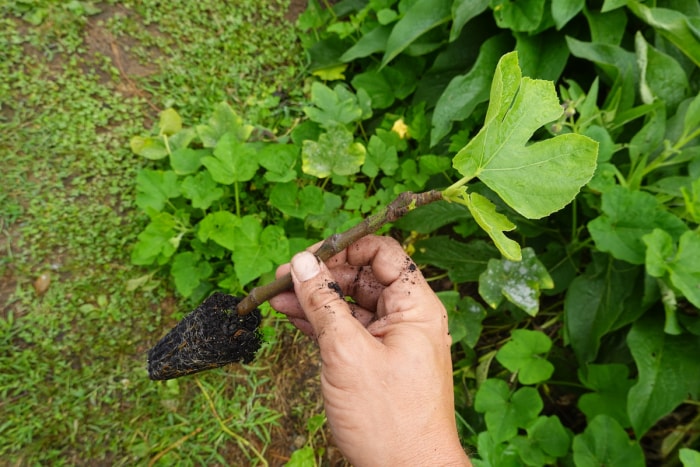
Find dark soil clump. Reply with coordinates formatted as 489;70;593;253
147;292;262;380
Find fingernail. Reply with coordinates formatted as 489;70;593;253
291;252;320;282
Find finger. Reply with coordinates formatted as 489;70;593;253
290;251;365;343
345;236;436;317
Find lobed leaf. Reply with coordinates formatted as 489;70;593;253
496;329;555;384
135;170;180;212
301;127;366;178
196;102;253;148
171;252;213;297
180;171;223;210
452;52;598;220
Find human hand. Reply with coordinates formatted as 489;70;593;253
270;236;470;466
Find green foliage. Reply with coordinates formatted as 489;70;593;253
291;0;700;463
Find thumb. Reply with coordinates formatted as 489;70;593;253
290;251;358;342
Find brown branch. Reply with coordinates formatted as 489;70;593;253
236;190;443;315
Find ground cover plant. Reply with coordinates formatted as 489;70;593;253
0;0;332;465
130;0;700;464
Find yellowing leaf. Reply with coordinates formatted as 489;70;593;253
312;63;348;81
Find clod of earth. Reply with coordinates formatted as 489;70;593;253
147;293;262;380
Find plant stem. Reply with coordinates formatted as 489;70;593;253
236;190;443;315
234;182;241;217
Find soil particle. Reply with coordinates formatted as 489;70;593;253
328;281;344;299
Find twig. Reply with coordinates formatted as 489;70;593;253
236;190;443;315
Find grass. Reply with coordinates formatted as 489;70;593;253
0;0;329;464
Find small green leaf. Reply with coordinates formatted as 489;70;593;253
380;0;452;67
131;212;179;265
643;229;700;308
258;144;298;183
169;148;210;175
578;364;633;427
158;108;182;136
474;379;543;444
461;191;521;261
180;171;223;210
230;217;289;286
528;416;571;458
572;415;645;466
627;314;700;437
303;82;365;129
479;248;553;315
269;182;325;219
680;449;700;467
197;211;239;251
496;329;554;384
439;293;487;349
202;133;259;184
362;133;399;177
452;52;598;219
196;102;253;148
302;127;365;178
171;252;213;297
312;63;347;81
588;186;687;265
130;136;168;160
135;170;180;212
